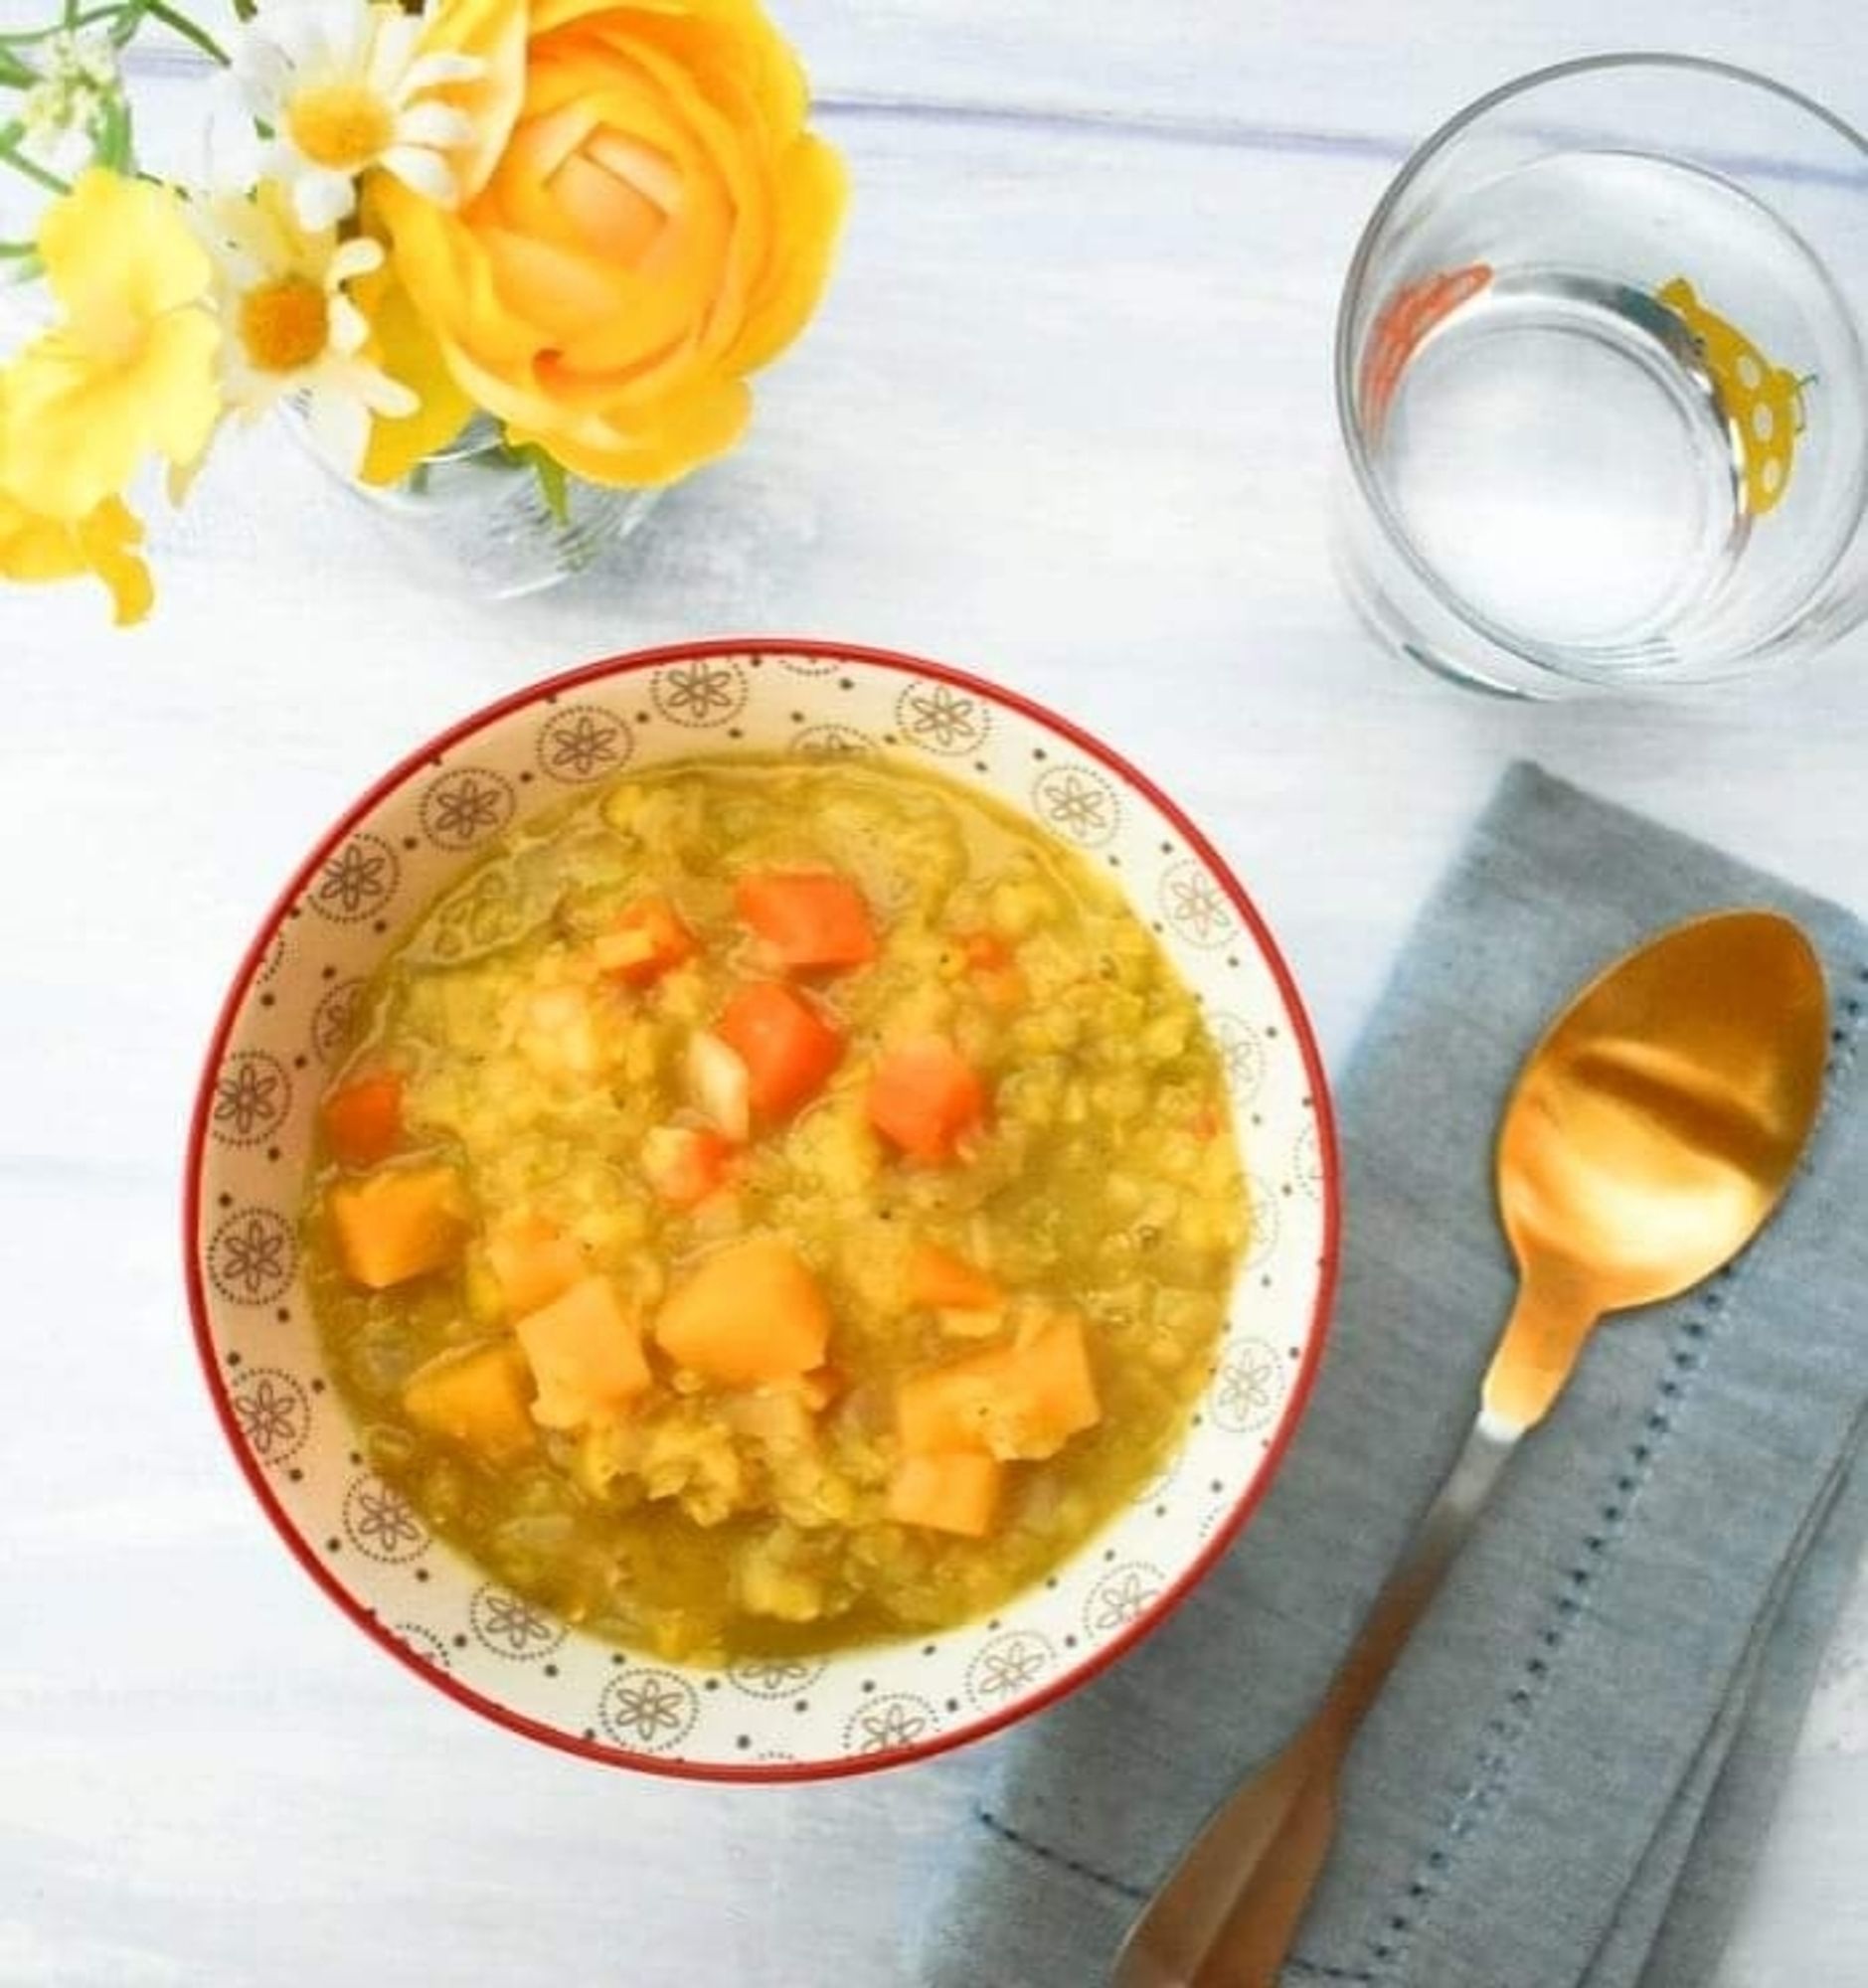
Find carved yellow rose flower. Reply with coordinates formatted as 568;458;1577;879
373;0;846;488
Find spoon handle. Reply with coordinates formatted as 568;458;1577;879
1190;1417;1514;1986
1117;1268;1601;1988
1114;1417;1515;1988
1315;1413;1516;1731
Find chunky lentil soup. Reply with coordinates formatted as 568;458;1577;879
303;757;1247;1660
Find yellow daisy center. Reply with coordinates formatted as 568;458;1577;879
286;82;396;170
239;275;330;374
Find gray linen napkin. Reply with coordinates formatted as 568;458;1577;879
914;763;1868;1988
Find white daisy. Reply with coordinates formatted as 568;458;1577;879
231;0;481;231
198;186;418;474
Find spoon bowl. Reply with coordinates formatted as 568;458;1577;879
1500;911;1827;1301
1488;910;1827;1426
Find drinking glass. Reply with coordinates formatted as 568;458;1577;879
1335;56;1868;697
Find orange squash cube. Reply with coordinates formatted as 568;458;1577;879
896;1355;1001;1454
402;1340;537;1463
654;1237;831;1385
484;1213;587;1317
515;1276;652;1431
896;1311;1101;1463
907;1241;1002;1312
887;1452;1003;1537
328;1165;471;1289
1003;1311;1102;1457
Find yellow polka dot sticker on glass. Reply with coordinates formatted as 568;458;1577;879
1658;278;1807;516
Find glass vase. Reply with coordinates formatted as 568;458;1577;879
290;410;662;601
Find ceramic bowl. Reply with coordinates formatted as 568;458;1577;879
185;639;1337;1780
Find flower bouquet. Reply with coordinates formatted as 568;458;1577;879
0;0;846;621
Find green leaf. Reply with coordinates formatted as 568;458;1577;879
2;8;124;46
481;439;574;521
526;446;572;526
91;90;134;171
0;132;71;197
138;0;230;65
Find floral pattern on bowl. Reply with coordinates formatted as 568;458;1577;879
185;640;1338;1781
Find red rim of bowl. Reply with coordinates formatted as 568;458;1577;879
183;636;1342;1783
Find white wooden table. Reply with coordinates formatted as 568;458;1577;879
4;5;1866;1982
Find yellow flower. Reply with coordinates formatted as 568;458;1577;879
375;0;846;488
0;367;151;623
2;169;221;522
351;248;477;486
0;486;153;625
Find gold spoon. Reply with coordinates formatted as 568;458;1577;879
1117;909;1828;1988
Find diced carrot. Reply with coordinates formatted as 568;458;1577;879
485;1213;586;1316
958;930;1010;970
867;1037;986;1163
736;871;877;970
887;1452;1003;1537
402;1340;536;1462
654;1236;831;1385
688;1031;752;1141
717;984;843;1120
320;1072;405;1168
641;1125;733;1209
907;1241;1002;1312
897;1311;1101;1462
328;1165;471;1289
1190;1102;1222;1142
515;1275;652;1431
594;896;696;985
